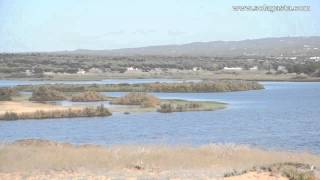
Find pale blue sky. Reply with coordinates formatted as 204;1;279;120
0;0;319;52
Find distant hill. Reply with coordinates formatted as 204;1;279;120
60;36;320;57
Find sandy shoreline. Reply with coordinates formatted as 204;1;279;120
0;139;319;179
0;101;74;115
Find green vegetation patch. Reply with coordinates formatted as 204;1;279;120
158;99;226;113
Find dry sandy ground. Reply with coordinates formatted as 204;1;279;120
0;139;319;179
0;101;72;115
0;171;288;180
0;101;160;115
0;101;84;114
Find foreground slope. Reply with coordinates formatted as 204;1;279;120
0;140;319;179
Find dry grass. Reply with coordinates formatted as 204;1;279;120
0;139;319;179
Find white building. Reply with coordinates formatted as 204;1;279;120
223;67;243;71
43;71;55;76
126;67;139;71
310;56;320;60
88;68;103;74
25;70;32;76
192;67;201;71
249;66;258;71
77;69;86;75
277;66;288;73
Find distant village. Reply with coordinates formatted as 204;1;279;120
1;53;320;79
20;56;320;77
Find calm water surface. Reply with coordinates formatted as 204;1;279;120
0;81;320;152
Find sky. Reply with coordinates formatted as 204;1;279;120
0;0;319;52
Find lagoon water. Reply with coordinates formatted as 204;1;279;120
0;81;320;153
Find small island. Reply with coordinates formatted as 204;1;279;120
15;80;264;92
0;87;112;120
0;80;263;120
0;91;226;121
110;92;226;113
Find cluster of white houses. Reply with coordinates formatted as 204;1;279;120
223;66;258;71
23;65;278;76
25;55;320;76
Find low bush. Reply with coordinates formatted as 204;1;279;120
2;112;19;120
111;92;160;108
71;91;107;102
0;88;18;101
29;86;66;101
158;103;202;113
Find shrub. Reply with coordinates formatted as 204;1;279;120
71;91;107;102
111;92;160;107
282;168;315;180
0;104;111;120
2;112;19;120
158;102;203;113
158;103;176;113
0;88;18;101
30;86;66;101
95;104;112;116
